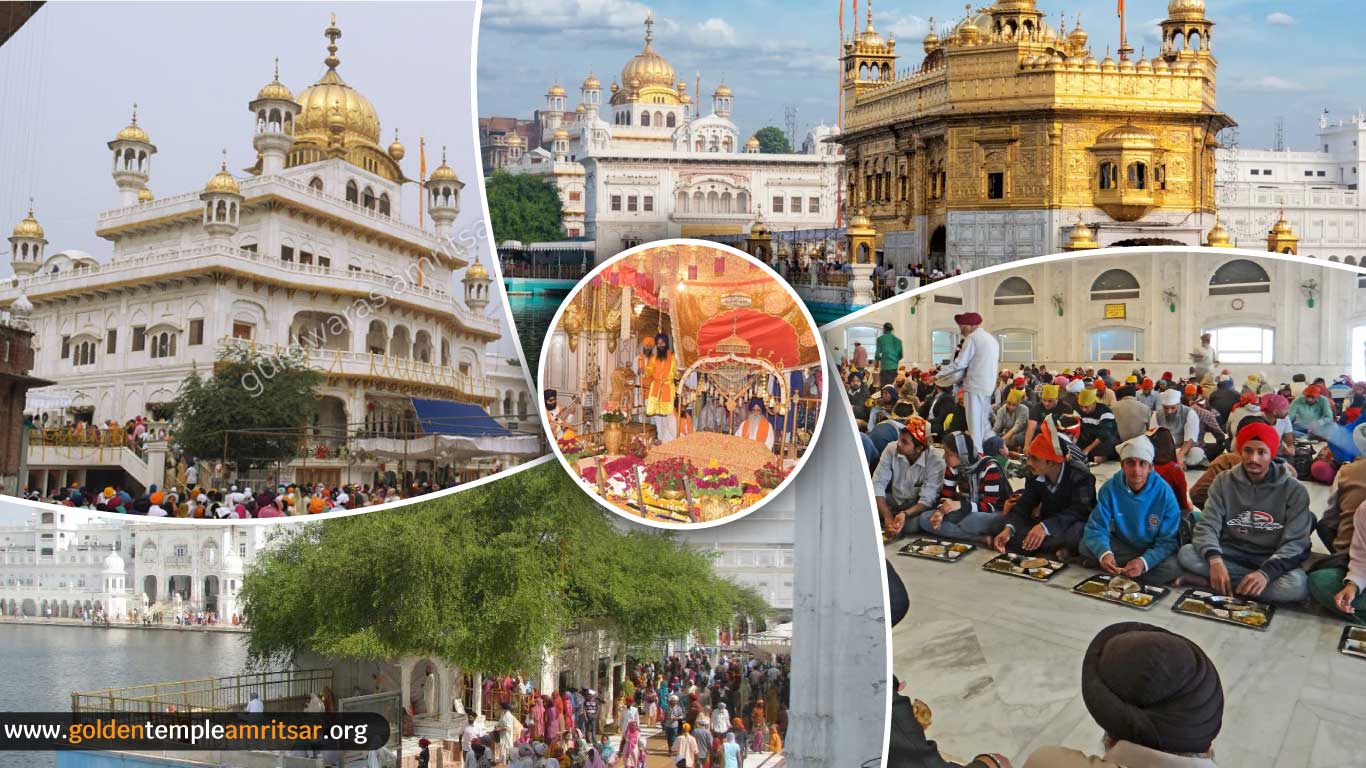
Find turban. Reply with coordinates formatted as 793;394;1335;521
1082;622;1223;754
1161;372;1174;381
1141;378;1154;389
1067;379;1085;394
1304;385;1321;397
1117;435;1155;463
1217;377;1234;389
1125;375;1138;384
149;491;164;505
1237;392;1257;407
953;311;983;326
103;486;115;497
1006;389;1025;405
1077;389;1098;407
1236;421;1280;452
1353;422;1366;457
747;397;767;414
1159;390;1182;407
1260;393;1288;413
642;337;655;349
901;416;930;446
1028;428;1065;463
1014;376;1027;386
882;385;899;399
308;496;326;514
1041;384;1060;400
1095;379;1107;391
543;389;557;404
1184;384;1198;396
1053;375;1070;387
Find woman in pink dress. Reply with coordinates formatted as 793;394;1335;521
621;720;646;768
529;694;545;740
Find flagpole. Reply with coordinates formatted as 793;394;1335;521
418;136;427;229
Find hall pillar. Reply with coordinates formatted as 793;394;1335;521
847;209;878;306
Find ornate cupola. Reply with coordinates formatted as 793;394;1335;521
462;253;492;312
200;153;243;238
108;105;156;207
249;58;301;175
424;147;463;238
8;206;46;276
1162;0;1213;61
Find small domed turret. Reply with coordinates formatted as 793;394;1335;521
8;208;47;276
109;104;157;207
425;146;464;237
462;253;492;312
200;154;243;238
388;130;406;162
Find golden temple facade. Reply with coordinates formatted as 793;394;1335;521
839;0;1234;270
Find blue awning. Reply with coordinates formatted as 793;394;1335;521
411;398;511;437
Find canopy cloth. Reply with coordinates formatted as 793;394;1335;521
410;398;511;436
353;433;542;461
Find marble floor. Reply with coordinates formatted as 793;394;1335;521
888;462;1366;768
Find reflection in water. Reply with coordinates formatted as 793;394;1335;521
508;293;569;371
2;624;255;768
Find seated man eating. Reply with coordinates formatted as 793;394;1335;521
1081;435;1183;586
919;430;1011;543
872;416;945;537
992;418;1096;560
1076;388;1120;464
1176;421;1313;604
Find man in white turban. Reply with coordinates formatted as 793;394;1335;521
1150;388;1206;468
1081;435;1184;585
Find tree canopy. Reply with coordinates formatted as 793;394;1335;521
754;126;793;155
172;345;324;470
240;463;769;673
485;169;565;245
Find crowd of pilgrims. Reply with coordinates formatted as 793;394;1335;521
846;357;1366;617
28;480;441;518
414;651;788;768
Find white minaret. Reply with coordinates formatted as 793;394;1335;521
544;82;567;132
462;253;492;313
108;105;156;207
552;128;570;162
249;59;301;175
200;153;243;239
8;205;46;276
580;72;602;119
424;147;463;239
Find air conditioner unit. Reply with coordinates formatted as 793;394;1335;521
894;275;920;295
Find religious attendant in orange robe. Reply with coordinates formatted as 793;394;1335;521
646;333;678;442
676;405;694;437
635;337;655;411
734;397;775;450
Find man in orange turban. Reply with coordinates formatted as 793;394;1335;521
992;421;1095;558
872;416;945;537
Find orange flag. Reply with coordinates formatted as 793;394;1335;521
418;135;427;230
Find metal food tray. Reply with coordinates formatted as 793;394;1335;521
1170;588;1275;631
1071;574;1169;611
1339;625;1366;660
981;552;1067;582
897;537;976;563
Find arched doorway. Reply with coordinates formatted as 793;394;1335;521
928;226;947;272
143;575;158;605
203;576;220;615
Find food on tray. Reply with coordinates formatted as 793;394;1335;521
1078;581;1107;595
1178;599;1213;615
1110;577;1141;594
1027;568;1049;579
1347;639;1366;653
918;545;947;557
1019;557;1049;569
1232;609;1266;626
949;543;971;553
1121;592;1154;607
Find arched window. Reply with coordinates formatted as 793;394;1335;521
666;113;676;128
1090;269;1141;300
1209;259;1271;295
345;180;359;204
362;186;376;210
1127;162;1148;190
309;177;323;192
1153;164;1167;190
1099;162;1118;191
993;276;1035;305
379;193;391;216
640;111;651;126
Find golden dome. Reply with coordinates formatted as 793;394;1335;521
575;104;586;114
255;59;295;102
203;160;241;195
621;14;676;91
1068;20;1088;49
465;257;489;281
923;18;940;53
847;208;876;234
547;82;567;97
114;105;150;144
428;147;460;182
955;16;981;44
388;130;405;161
994;0;1038;8
714;82;732;98
10;209;43;240
137;188;155;203
552;128;570;141
745;136;760;149
1205;215;1233;248
582;72;601;90
1065;214;1099;250
1168;0;1206;20
293;17;382;152
749;217;770;236
1270;211;1295;235
505;133;523;147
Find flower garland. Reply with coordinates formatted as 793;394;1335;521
644;457;695;493
693;459;742;499
754;461;789;490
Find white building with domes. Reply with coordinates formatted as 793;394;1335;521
496;14;844;259
0;506;270;621
3;17;538;495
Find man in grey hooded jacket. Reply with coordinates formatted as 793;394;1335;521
1176;421;1312;604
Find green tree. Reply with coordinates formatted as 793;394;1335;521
485;169;565;244
173;345;324;470
754;126;793;154
240;464;768;672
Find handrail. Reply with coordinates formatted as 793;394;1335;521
72;668;333;714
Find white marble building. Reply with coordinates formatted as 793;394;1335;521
0;506;268;620
1216;111;1366;261
5;18;538;491
830;249;1366;384
499;14;843;260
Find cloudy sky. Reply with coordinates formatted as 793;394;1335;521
478;0;1358;152
0;1;523;356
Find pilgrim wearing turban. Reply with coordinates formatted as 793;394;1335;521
1024;381;1075;452
993;419;1095;558
1149;388;1206;469
1174;420;1313;604
1081;435;1184;585
872;416;946;537
1076;387;1120;463
645;333;678;441
1287;384;1334;435
734;398;775;450
1023;623;1223;766
934;311;1001;454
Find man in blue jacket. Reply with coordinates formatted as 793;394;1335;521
1081;434;1183;585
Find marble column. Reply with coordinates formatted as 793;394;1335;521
850;262;876;306
786;374;888;767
